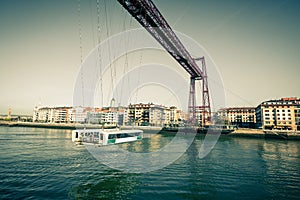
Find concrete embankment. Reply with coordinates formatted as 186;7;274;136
1;121;300;140
228;128;265;138
0;121;102;130
120;125;162;133
0;121;162;132
229;128;300;140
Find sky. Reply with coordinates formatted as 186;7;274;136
0;0;299;115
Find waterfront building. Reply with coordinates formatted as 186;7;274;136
33;106;53;123
163;106;187;126
169;106;176;124
187;108;211;127
126;103;183;127
149;104;165;127
255;97;300;130
64;107;93;124
33;106;87;123
115;106;127;126
86;111;102;124
33;105;126;125
176;109;188;126
68;107;87;123
32;104;188;127
216;107;256;128
101;110;118;125
52;107;73;123
295;104;300;131
127;103;152;126
168;106;179;126
101;106;127;126
163;107;170;126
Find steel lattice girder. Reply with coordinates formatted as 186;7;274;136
117;0;203;78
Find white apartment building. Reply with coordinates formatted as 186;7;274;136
127;103;152;126
33;106;53;122
149;105;165;127
216;107;256;128
256;97;300;130
101;111;118;124
33;106;88;123
33;105;127;125
126;103;183;127
33;104;187;127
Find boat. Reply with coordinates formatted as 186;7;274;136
197;125;236;134
161;125;236;134
71;128;143;146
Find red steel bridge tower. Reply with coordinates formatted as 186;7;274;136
117;0;211;126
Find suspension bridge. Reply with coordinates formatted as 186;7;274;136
77;0;213;127
117;0;211;126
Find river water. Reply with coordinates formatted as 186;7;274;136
0;126;299;199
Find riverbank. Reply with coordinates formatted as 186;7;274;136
1;121;300;140
0;121;162;133
229;128;300;140
0;121;102;130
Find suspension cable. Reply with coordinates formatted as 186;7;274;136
96;0;104;107
77;0;85;106
134;44;143;105
104;0;115;106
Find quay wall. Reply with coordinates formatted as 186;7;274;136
1;121;299;140
229;128;300;140
0;121;102;130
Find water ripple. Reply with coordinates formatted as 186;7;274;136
0;127;299;199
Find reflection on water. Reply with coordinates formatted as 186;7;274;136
118;133;168;153
70;170;139;200
259;140;300;198
0;127;299;199
85;132;195;173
